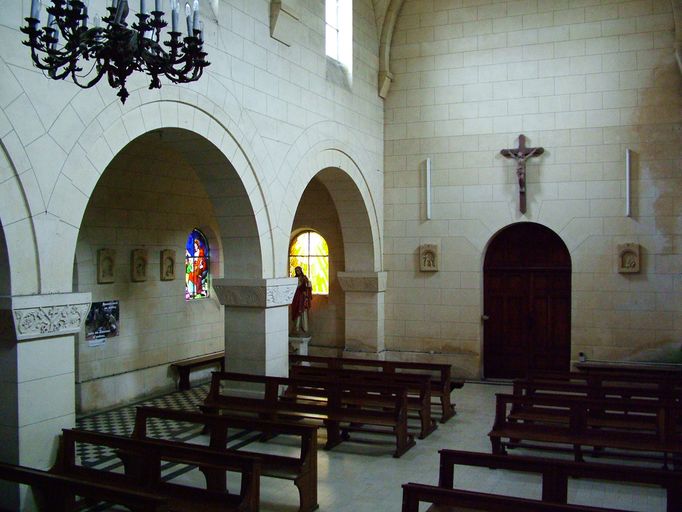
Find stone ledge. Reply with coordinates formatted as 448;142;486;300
213;277;297;308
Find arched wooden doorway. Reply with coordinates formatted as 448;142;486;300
483;223;571;378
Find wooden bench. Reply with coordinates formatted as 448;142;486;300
202;371;415;457
290;354;464;423
523;370;682;400
171;352;225;390
402;484;632;512
488;393;682;466
0;461;170;512
54;428;261;512
133;405;319;512
575;360;682;379
510;377;682;430
288;364;437;439
402;449;682;512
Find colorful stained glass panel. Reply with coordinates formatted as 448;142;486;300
185;229;210;300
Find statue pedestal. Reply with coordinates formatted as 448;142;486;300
289;335;311;356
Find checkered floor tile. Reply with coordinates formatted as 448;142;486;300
76;384;211;466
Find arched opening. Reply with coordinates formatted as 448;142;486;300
288;166;380;353
290;176;345;348
73;128;259;413
483;222;572;379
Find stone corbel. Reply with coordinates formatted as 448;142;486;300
270;0;300;46
0;293;92;341
337;272;387;293
213;277;297;308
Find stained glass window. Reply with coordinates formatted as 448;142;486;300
185;229;210;300
289;231;329;295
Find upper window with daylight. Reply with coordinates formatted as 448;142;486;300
185;229;210;301
325;0;353;79
289;231;329;295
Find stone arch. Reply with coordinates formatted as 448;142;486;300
0;140;39;296
35;93;275;290
275;121;382;277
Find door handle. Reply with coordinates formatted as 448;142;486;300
481;315;490;321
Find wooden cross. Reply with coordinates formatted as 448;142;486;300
500;134;544;214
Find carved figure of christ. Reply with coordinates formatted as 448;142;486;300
500;134;544;214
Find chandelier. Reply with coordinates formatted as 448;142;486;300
21;0;210;103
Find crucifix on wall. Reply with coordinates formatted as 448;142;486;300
500;134;544;214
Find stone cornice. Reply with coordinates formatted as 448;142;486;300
213;277;298;308
337;272;387;292
0;293;92;341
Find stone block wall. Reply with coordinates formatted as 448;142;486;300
384;0;682;377
74;134;224;412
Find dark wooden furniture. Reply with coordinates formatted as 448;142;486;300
171;351;225;390
288;364;437;439
436;450;682;512
54;428;261;512
402;484;630;512
483;222;571;379
202;371;415;457
133;405;319;512
0;461;170;512
575;360;682;378
488;393;682;465
402;449;682;512
289;354;462;423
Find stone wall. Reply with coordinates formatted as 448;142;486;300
74;133;224;413
384;0;682;377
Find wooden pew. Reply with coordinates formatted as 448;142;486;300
133;405;319;512
288;364;437;439
401;484;632;512
523;370;682;400
509;377;682;431
201;371;415;457
488;393;682;465
0;461;170;512
575;360;682;379
290;354;463;423
402;449;682;512
54;428;261;512
171;351;225;390
436;450;682;512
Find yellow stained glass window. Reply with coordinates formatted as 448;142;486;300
289;231;329;295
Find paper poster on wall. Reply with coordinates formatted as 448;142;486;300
85;300;120;347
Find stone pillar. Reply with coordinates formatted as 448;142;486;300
213;278;297;377
0;292;91;511
337;272;387;356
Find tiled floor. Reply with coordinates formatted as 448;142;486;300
77;381;665;511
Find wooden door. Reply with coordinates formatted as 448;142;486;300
483;223;571;379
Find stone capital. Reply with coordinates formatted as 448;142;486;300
213;277;297;308
337;272;387;293
0;292;92;341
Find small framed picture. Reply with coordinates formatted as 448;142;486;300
97;249;116;284
131;249;148;282
160;249;176;281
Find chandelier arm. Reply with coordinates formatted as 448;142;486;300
71;61;106;89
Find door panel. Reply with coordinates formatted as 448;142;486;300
483;223;571;379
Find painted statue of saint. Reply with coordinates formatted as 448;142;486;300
291;266;312;334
